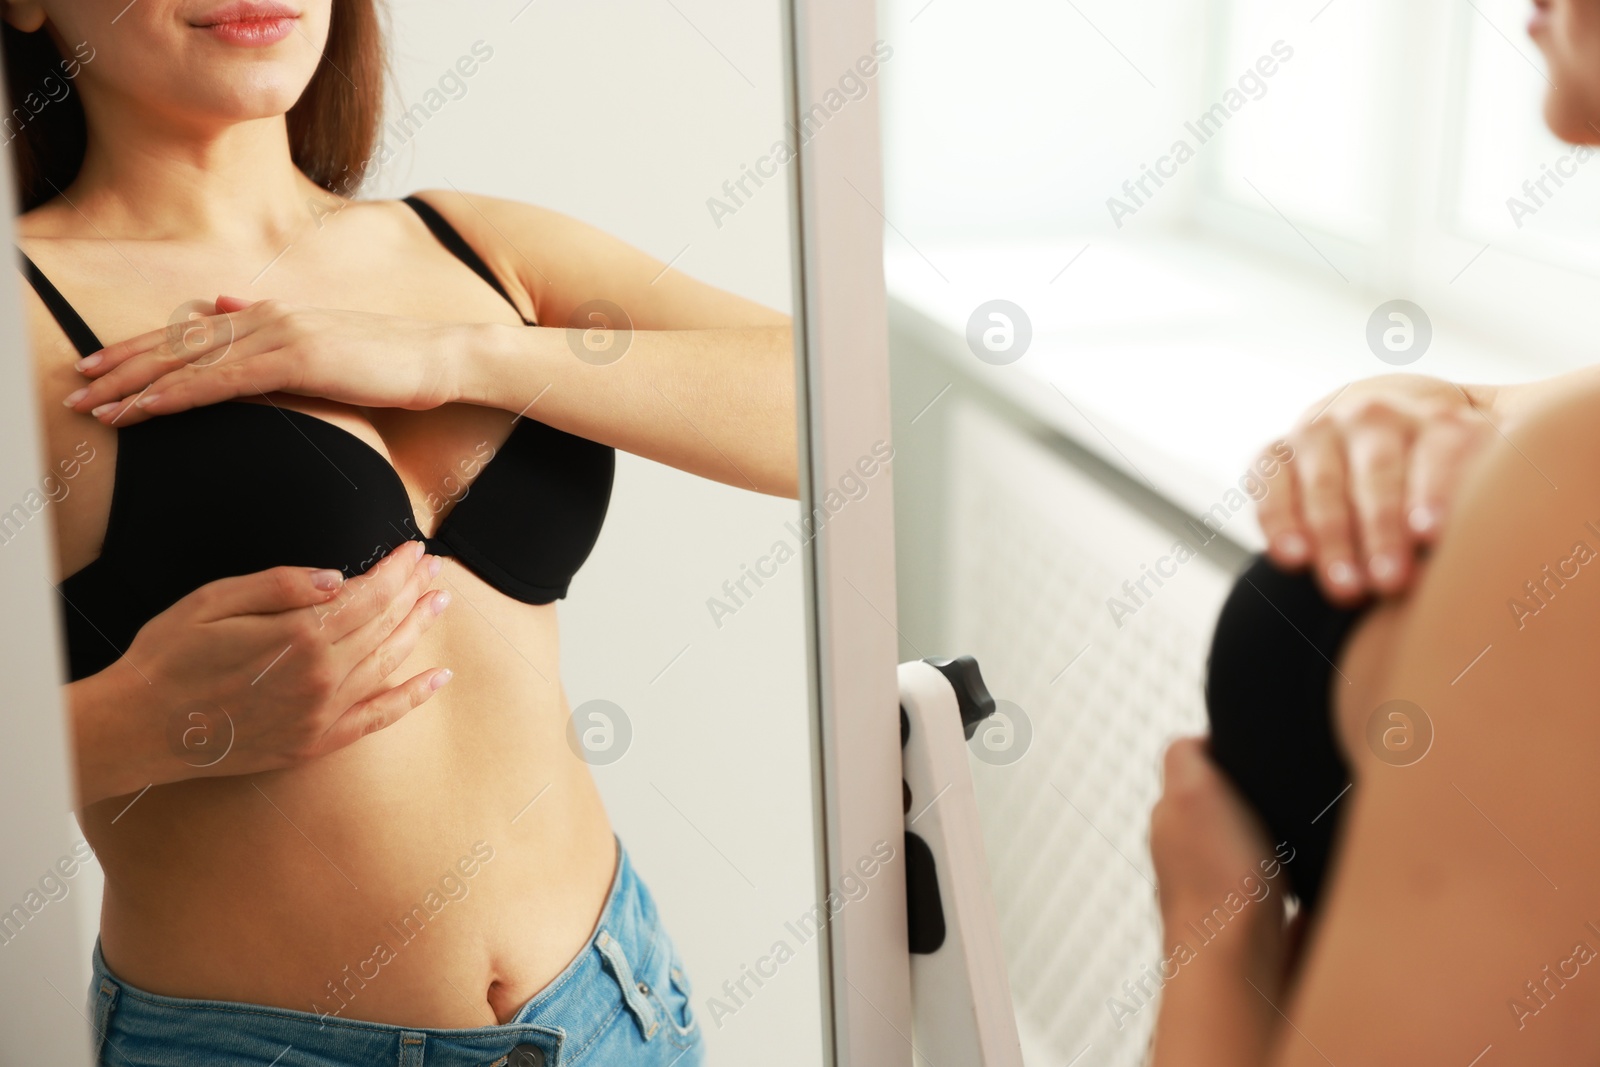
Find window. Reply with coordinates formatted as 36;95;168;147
878;0;1600;371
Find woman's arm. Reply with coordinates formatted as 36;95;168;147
66;657;179;806
457;322;795;497
64;189;800;498
409;190;791;334
420;188;797;497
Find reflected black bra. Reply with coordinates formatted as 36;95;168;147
24;195;614;683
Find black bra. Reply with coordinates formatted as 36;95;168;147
25;195;614;683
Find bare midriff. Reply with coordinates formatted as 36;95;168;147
85;577;619;1028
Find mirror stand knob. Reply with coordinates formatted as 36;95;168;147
923;655;997;740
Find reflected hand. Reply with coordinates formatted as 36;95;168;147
62;297;475;425
119;542;453;786
1255;374;1494;603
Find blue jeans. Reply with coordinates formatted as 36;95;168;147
87;845;702;1066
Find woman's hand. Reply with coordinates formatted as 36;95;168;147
70;541;454;807
1255;374;1497;603
1151;738;1286;952
60;297;479;426
1148;738;1290;1067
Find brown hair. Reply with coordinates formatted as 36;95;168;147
1;3;388;213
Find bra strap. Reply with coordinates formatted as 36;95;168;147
16;249;105;357
401;195;535;326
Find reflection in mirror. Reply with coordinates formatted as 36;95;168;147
881;0;1600;1063
0;2;825;1063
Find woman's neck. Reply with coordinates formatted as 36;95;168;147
39;104;330;249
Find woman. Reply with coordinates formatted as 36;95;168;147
1148;0;1600;1061
11;1;794;1064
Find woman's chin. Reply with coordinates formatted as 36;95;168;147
180;80;313;126
1542;91;1600;145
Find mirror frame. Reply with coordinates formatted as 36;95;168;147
0;2;915;1061
0;123;91;1065
787;1;913;1064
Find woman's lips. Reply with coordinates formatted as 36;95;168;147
194;3;299;47
199;16;297;45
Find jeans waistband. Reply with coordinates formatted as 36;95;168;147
88;842;667;1067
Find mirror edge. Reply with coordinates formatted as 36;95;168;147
0;87;94;1065
788;0;912;1063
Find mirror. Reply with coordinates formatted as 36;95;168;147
878;0;1595;1062
0;2;831;1063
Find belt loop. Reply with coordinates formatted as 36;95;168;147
595;929;659;1040
399;1031;426;1067
88;976;119;1063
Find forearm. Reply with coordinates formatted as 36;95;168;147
1149;904;1283;1067
456;322;798;498
66;660;177;809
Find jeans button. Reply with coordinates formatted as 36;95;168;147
508;1044;545;1067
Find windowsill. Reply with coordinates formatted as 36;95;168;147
885;233;1557;552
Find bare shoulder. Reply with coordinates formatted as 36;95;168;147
1280;386;1600;1063
402;188;596;319
13;198;79;241
404;188;788;330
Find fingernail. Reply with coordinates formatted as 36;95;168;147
1408;505;1438;535
62;388;87;407
310;569;344;590
428;556;442;579
1276;532;1308;560
430;668;454;691
75;354;102;371
432;590;452;615
132;393;160;409
412;541;426;561
90;402;118;418
1368;553;1400;584
1327;559;1359;588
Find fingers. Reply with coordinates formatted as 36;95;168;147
1255;439;1309;568
310;542;429;642
338;587;452;698
68;334;283;428
189;564;349;621
328;544;441;652
1345;409;1412;595
317;666;454;756
1293;421;1364;603
66;308;235;386
1405;414;1482;545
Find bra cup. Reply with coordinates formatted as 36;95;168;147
436;418;615;601
1204;556;1369;914
59;403;614;681
62;404;428;680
